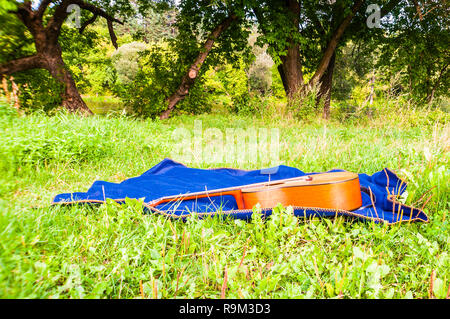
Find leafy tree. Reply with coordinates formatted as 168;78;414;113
117;43;212;118
111;41;148;85
248;32;274;95
376;1;449;105
150;0;251;118
115;7;177;43
250;0;406;118
156;0;404;118
0;0;133;114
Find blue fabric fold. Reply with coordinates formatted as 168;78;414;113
52;158;429;224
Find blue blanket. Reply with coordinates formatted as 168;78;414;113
52;158;428;224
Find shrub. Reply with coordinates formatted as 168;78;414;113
248;51;274;95
288;83;323;121
111;42;148;85
13;69;64;114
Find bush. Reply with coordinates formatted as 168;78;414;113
248;51;273;95
13;69;64;114
111;42;148;85
288;83;323;121
201;60;255;115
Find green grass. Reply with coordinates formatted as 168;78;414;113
0;102;448;299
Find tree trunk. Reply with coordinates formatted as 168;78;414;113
279;44;304;98
43;45;92;114
309;0;363;85
317;52;335;119
275;0;303;99
0;49;93;115
160;14;238;119
0;0;123;115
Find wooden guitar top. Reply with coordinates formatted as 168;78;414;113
151;171;363;212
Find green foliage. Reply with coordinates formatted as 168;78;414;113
270;63;286;99
201;36;283;116
0;0;15;13
248;51;273;95
13;69;64;113
375;1;449;105
204;62;250;114
332;41;376;101
174;0;251;66
287;83;323;122
60;26;117;95
116;8;177;43
111;42;148;85
0;8;33;63
116;43;212;118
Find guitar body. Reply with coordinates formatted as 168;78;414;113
241;172;362;211
151;172;362;211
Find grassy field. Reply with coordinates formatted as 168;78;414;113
0;101;448;299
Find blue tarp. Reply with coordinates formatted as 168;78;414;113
52;158;429;224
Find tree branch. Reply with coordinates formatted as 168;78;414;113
107;19;118;49
46;0;124;43
160;13;239;119
0;55;45;76
380;0;402;18
45;0;73;42
310;0;364;85
71;0;123;25
79;13;98;34
74;0;123;48
310;14;326;36
411;0;424;20
37;0;54;19
11;1;35;31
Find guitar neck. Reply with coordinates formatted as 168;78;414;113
149;175;312;206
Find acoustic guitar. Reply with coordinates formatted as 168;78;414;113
149;172;363;211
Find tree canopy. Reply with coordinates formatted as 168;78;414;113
0;0;448;117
